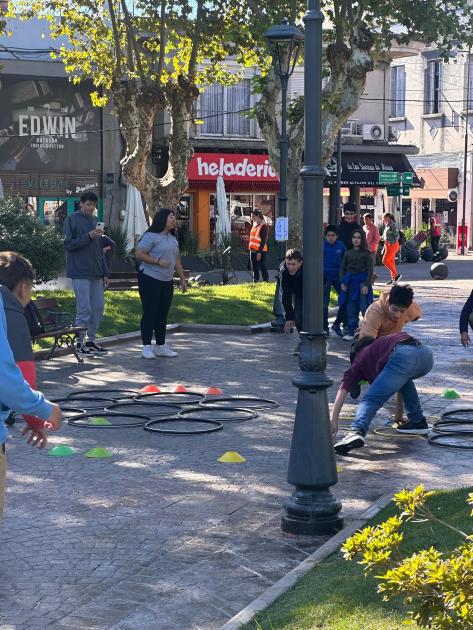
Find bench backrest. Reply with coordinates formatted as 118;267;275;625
33;297;62;331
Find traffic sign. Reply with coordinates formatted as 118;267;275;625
402;185;411;196
275;217;289;241
386;184;401;196
402;172;413;184
379;171;400;184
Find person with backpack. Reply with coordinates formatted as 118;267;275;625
381;212;402;285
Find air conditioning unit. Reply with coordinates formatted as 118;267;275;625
447;189;459;203
341;120;360;136
362;123;385;141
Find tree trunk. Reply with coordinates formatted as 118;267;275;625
113;77;199;215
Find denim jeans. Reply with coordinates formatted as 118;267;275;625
323;277;340;332
351;344;434;435
347;286;369;335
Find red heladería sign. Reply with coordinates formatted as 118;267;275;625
188;153;279;182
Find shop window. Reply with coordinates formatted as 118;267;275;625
42;200;67;226
199;80;254;137
424;60;442;114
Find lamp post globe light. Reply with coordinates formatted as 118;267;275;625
281;0;343;536
263;19;304;329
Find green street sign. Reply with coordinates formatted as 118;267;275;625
402;185;411;196
379;171;400;184
386;184;401;196
402;172;414;184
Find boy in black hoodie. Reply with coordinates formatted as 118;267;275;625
281;249;303;342
337;202;361;250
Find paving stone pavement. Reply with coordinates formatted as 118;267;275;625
1;257;473;630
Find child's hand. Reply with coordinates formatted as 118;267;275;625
341;283;347;292
284;320;295;334
21;425;49;448
361;285;368;295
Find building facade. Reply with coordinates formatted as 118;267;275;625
389;47;473;247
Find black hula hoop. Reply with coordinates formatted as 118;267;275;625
199;396;278;410
67;389;138;401
178;406;257;422
134;391;206;405
437;408;473;423
428;432;473;449
432;422;473;435
144;417;223;435
68;412;151;429
53;396;115;410
105;401;182;417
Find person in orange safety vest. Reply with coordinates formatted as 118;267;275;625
249;209;269;282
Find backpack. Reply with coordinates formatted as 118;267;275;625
24;300;45;338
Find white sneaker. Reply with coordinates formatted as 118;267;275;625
154;344;178;357
142;345;156;359
342;334;354;341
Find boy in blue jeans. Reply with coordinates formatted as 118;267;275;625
324;225;345;335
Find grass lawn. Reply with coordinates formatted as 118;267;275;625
33;282;340;342
245;487;473;630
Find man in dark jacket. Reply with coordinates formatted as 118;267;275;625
63;190;108;356
337;202;361;250
281;249;303;338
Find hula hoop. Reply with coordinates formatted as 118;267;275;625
134;391;206;405
428;432;473;450
178;406;257;422
105;401;181;417
67;389;138;401
437;408;473;423
68;412;151;429
373;426;426;438
199;396;278;410
52;397;115;410
144;417;223;435
432;422;473;435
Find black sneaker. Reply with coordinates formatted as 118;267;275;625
332;324;343;337
5;412;15;426
394;274;403;283
396;419;429;435
85;341;108;353
334;431;366;455
76;342;93;356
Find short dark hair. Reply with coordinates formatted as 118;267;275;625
343;202;357;214
0;251;34;290
325;224;338;235
148;208;176;235
363;213;373;220
383;212;395;221
349;335;375;364
80;191;98;204
285;248;303;262
389;284;414;308
251;209;264;219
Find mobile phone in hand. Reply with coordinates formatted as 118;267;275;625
96;221;105;230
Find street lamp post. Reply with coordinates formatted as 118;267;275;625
281;0;343;536
264;19;303;330
461;45;471;256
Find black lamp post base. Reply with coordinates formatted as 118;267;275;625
281;488;344;535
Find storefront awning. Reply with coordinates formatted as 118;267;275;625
324;152;420;187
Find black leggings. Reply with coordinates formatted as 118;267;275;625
138;272;174;345
250;251;269;282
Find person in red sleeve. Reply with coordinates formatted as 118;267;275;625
331;333;433;454
0;251;55;445
429;210;442;254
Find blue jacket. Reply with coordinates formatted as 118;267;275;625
0;291;52;445
63;211;106;279
324;240;346;281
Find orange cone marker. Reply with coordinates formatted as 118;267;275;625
173;384;187;393
205;387;223;395
141;384;161;394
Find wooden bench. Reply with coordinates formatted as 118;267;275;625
32;297;87;363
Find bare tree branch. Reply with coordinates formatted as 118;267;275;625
120;0;146;79
188;0;204;81
156;0;167;80
107;0;123;77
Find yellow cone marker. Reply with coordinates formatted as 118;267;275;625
88;417;112;426
218;451;246;463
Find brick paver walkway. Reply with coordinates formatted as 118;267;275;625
1;258;472;629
